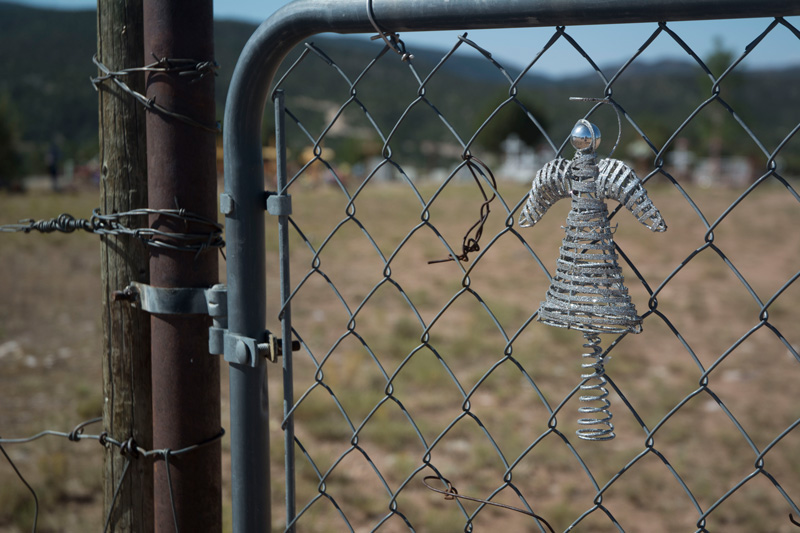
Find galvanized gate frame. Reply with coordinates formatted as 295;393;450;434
222;1;800;531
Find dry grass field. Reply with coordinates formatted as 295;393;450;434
0;174;798;532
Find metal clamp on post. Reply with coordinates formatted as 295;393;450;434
114;282;228;355
117;281;228;316
116;282;300;365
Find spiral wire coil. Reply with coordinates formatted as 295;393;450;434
577;333;615;441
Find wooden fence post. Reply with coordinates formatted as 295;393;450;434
97;0;153;530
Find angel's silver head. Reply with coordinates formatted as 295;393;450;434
570;120;601;152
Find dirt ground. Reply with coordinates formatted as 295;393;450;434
0;175;798;532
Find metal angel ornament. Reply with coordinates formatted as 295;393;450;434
520;119;667;440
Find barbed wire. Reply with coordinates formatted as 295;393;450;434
0;207;224;255
91;54;221;133
0;418;225;533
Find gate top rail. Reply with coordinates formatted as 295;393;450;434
224;0;800;216
221;0;800;379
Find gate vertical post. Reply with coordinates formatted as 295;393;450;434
274;90;297;531
98;0;153;530
142;0;221;531
223;114;270;527
223;36;270;533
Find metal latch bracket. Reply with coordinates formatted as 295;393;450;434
222;330;300;366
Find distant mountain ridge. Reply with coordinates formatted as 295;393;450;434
1;1;799;168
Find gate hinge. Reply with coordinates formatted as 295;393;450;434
220;330;300;366
115;282;300;364
266;191;292;216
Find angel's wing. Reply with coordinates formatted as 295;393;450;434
519;158;571;228
597;158;667;232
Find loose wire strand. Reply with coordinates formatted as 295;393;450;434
422;476;555;532
0;419;225;533
0;441;38;533
428;155;498;264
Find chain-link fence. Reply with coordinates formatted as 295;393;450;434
222;2;800;532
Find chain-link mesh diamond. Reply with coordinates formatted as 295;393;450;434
268;17;800;532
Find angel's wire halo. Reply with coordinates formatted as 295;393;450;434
569;97;623;158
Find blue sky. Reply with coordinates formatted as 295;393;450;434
11;0;800;76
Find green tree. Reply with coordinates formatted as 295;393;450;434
474;92;549;153
0;96;22;187
697;37;748;158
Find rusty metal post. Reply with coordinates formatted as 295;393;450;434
142;1;221;531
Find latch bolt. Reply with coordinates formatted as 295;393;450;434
259;332;301;363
